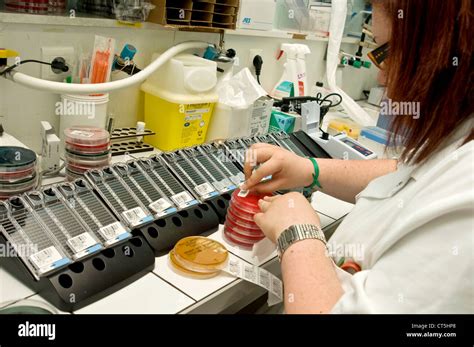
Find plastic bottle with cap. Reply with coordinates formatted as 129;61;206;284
295;44;311;96
311;81;328;98
270;43;299;99
136;121;145;142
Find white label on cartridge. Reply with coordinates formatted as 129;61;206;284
123;207;147;226
231;174;245;185
30;246;62;270
222;255;283;306
149;198;172;213
67;232;97;253
213;180;225;192
195;182;215;197
99;222;127;240
171;191;195;208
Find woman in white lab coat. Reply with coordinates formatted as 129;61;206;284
242;0;473;313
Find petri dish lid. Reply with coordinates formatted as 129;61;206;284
226;206;260;230
0;299;58;314
65;147;110;158
65;152;111;168
0;169;36;184
64;126;110;147
223;228;255;248
169;250;220;279
65;163;90;174
173;236;228;271
0;173;37;190
65;142;110;155
66;170;83;182
231;188;270;215
224;218;265;239
0;147;37;169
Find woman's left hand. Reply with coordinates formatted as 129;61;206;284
254;192;321;243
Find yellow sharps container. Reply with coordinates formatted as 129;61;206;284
141;53;218;151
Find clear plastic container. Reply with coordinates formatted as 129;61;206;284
274;0;331;36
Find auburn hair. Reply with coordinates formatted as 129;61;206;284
375;0;473;163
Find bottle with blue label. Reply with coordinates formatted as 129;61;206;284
270;43;299;99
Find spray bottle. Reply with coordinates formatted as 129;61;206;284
295;44;311;96
270;43;299;99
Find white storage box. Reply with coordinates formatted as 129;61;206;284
238;0;276;31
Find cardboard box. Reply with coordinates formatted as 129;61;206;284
148;0;240;32
268;109;302;133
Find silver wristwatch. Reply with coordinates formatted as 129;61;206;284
277;224;326;261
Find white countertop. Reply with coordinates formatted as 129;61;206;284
0;151;353;314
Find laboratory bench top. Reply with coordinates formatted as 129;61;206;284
0;151;354;314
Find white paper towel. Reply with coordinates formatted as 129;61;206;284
326;0;374;126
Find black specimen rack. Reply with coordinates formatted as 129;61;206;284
0;233;155;312
0;131;329;311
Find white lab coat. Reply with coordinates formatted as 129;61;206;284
328;120;473;313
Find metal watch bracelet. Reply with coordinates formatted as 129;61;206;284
276;224;326;262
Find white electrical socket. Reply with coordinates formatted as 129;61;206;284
41;46;75;81
248;48;263;69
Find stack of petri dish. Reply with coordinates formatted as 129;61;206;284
64;126;111;181
0;147;38;200
223;189;270;248
169;236;229;279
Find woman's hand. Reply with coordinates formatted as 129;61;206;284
254;192;321;243
241;143;314;194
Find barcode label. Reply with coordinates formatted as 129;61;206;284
238;189;249;197
195;182;215;197
29;246;63;270
213;180;225;192
271;275;283;300
99;222;127;240
149;198;172;213
243;263;257;283
67;232;97;253
259;270;271;289
122;207;147;226
227;258;242;277
229;174;245;185
171;191;195;209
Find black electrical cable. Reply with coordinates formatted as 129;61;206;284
253;55;263;85
0;58;69;76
